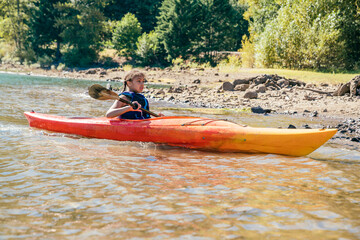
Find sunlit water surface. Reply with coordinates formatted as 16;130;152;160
1;72;360;239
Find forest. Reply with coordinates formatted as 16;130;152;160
0;0;359;71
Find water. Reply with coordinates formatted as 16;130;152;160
1;72;360;239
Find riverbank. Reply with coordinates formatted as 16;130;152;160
2;63;360;142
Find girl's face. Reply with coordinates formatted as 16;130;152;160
127;76;145;93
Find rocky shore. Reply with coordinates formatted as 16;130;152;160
1;63;360;143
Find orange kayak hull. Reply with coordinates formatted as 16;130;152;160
24;112;337;156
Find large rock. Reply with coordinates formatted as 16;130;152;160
333;82;350;96
222;81;234;91
244;90;258;99
350;75;360;97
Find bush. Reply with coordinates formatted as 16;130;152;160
136;31;160;65
112;13;142;57
240;35;255;68
217;54;242;72
63;47;97;67
37;54;53;68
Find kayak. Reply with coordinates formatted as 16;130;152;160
24;111;337;156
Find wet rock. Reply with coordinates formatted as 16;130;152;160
244;90;258;99
312;111;318;117
303;124;312;129
222;82;234;91
351;137;360;142
288;124;296;129
251;106;271;114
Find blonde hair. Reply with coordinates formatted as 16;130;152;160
122;69;146;92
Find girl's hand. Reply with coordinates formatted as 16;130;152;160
131;101;141;111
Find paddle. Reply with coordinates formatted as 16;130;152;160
88;84;160;117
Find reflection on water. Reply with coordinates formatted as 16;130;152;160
1;73;360;239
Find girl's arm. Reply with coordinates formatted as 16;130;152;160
106;95;139;118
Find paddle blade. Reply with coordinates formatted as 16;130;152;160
88;84;119;100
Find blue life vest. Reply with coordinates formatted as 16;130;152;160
119;91;150;119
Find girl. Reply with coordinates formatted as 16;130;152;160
106;70;152;119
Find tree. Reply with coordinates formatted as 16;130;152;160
156;0;203;62
112;13;142;57
0;0;30;60
26;0;67;61
104;0;162;33
56;0;106;66
199;0;248;63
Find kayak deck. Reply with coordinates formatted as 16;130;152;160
24;111;337;156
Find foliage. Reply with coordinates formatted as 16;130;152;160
239;35;255;68
246;0;360;70
156;0;248;64
26;0;67;62
0;0;30;61
104;0;162;33
101;20;117;48
112;13;142;58
2;0;358;72
217;54;242;72
156;0;203;62
55;0;106;66
135;31;161;65
198;0;248;63
172;56;211;70
37;54;53;67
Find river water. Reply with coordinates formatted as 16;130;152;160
1;72;360;239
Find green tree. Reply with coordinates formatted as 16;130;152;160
199;0;248;63
56;0;106;66
156;0;203;61
104;0;162;33
112;13;142;57
0;0;30;60
26;0;67;61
